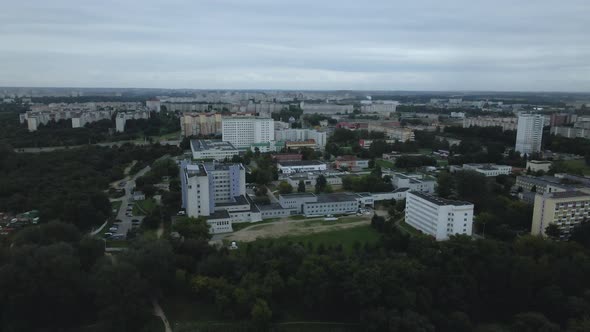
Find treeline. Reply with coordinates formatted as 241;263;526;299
0;144;181;230
0;222;176;331
437;170;531;240
170;225;590;331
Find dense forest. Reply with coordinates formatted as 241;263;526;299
0;144;181;230
1;213;590;331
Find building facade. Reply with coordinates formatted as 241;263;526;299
277;160;327;174
405;192;474;241
222;117;274;148
515;114;544;155
274;129;327;149
180;113;223;137
531;191;590;239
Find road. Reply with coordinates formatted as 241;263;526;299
13;139;180;153
112;165;151;237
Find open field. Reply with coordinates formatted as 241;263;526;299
554;159;590;175
252;225;380;253
224;214;373;243
375;159;395;169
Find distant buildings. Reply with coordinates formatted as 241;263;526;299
368;123;415;142
515;114;544;155
222;117;274;148
360;100;398;116
190;139;240;160
274;128;327;150
531;190;590;239
115;111;150;132
146;99;161;112
405;191;474;241
463;117;518;131
180;113;223;137
451;164;512;177
300;102;354;115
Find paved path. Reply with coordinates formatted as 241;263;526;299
113;165;151;237
152;299;173;332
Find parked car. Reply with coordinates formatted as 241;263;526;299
108;227;118;232
104;232;114;237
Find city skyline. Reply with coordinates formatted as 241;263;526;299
1;0;588;92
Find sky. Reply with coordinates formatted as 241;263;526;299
0;0;588;91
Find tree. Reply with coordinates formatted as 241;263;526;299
570;220;590;249
545;224;560;239
297;180;306;192
91;261;151;331
436;171;454;198
315;175;327;194
371;164;382;177
251;298;272;328
278;181;293;195
173;217;211;240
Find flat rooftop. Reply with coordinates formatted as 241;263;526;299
280;192;317;198
191;139;237;151
315;193;358;203
216;195;249;207
207;210;230;220
549;191;590;199
278;160;326;167
409;191;472;206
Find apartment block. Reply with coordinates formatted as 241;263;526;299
515;114;544;155
180;113;223;137
222;117;274;148
531;191;590;238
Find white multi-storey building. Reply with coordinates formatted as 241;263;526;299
515;114;544;155
222;117;274;148
180;161;261;233
405;192;474;241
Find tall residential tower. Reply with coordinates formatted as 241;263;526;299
515;114;544;156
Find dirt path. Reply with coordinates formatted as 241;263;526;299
225;214;372;243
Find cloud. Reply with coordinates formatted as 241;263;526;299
0;0;588;91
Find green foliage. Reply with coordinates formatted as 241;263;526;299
314;175;327;193
278;181;293;195
0;144;179;230
342;174;393;192
395;155;437;169
436;171;453;198
174;217;212;241
297;180;306;192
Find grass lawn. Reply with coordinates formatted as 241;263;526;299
299;216;365;227
133;198;157;215
376;159;395;169
253;224;380;253
154;131;181;140
418;148;433;155
398;220;423;236
232;218;281;232
555;159;590;175
437;159;449;166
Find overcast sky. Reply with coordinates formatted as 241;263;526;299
0;0;588;91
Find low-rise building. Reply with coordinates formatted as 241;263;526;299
405;191;474;241
132;191;145;201
526;160;552;173
278;192;368;216
277;160;327;174
452;164;512;177
463;116;518;131
531;190;590;239
190;139;240;160
275;129;327;149
515;175;587;194
335;155;370;171
391;173;436;193
271;153;303;162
